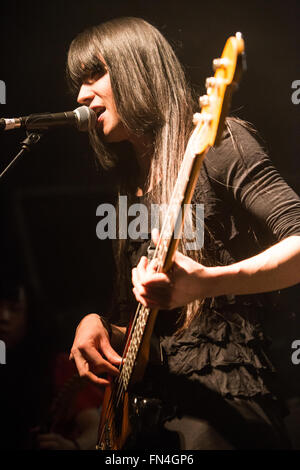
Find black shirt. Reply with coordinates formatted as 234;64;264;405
111;119;300;401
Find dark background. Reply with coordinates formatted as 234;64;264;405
0;0;299;447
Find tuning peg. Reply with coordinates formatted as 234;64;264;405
193;112;212;125
205;76;225;89
193;113;202;125
199;95;210;108
212;58;230;71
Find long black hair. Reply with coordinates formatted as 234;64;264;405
67;17;208;328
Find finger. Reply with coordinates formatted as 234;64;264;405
79;345;120;376
132;288;160;309
133;283;171;307
133;257;152;287
131;267;140;288
72;350;110;386
136;256;148;278
133;273;172;297
74;360;110;386
99;335;122;365
132;268;149;294
148;258;159;273
151;228;160;245
80;369;110;387
139;284;172;300
133;283;148;297
134;262;167;288
142;272;172;288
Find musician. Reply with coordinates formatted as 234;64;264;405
67;17;300;449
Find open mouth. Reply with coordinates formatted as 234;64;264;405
96;107;106;122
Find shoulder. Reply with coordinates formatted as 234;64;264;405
202;118;269;189
206;117;265;166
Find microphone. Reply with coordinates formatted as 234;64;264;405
0;106;96;133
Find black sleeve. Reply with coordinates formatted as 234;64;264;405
206;119;300;242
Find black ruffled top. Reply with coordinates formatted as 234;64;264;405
160;298;277;399
111;120;300;402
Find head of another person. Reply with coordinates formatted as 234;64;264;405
0;280;27;350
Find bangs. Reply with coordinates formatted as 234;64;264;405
66;28;106;95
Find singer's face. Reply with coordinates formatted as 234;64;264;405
77;69;128;143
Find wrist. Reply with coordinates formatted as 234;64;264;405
98;315;113;340
77;313;101;331
201;263;241;298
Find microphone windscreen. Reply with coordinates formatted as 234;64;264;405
74;106;96;132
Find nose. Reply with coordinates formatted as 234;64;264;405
77;84;95;106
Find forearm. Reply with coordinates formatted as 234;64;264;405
205;235;300;297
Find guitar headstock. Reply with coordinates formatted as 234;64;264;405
192;32;245;154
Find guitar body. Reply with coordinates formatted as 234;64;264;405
97;382;130;450
97;309;159;450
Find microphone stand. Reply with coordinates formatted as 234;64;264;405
0;131;43;179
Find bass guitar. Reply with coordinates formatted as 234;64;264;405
97;32;245;450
